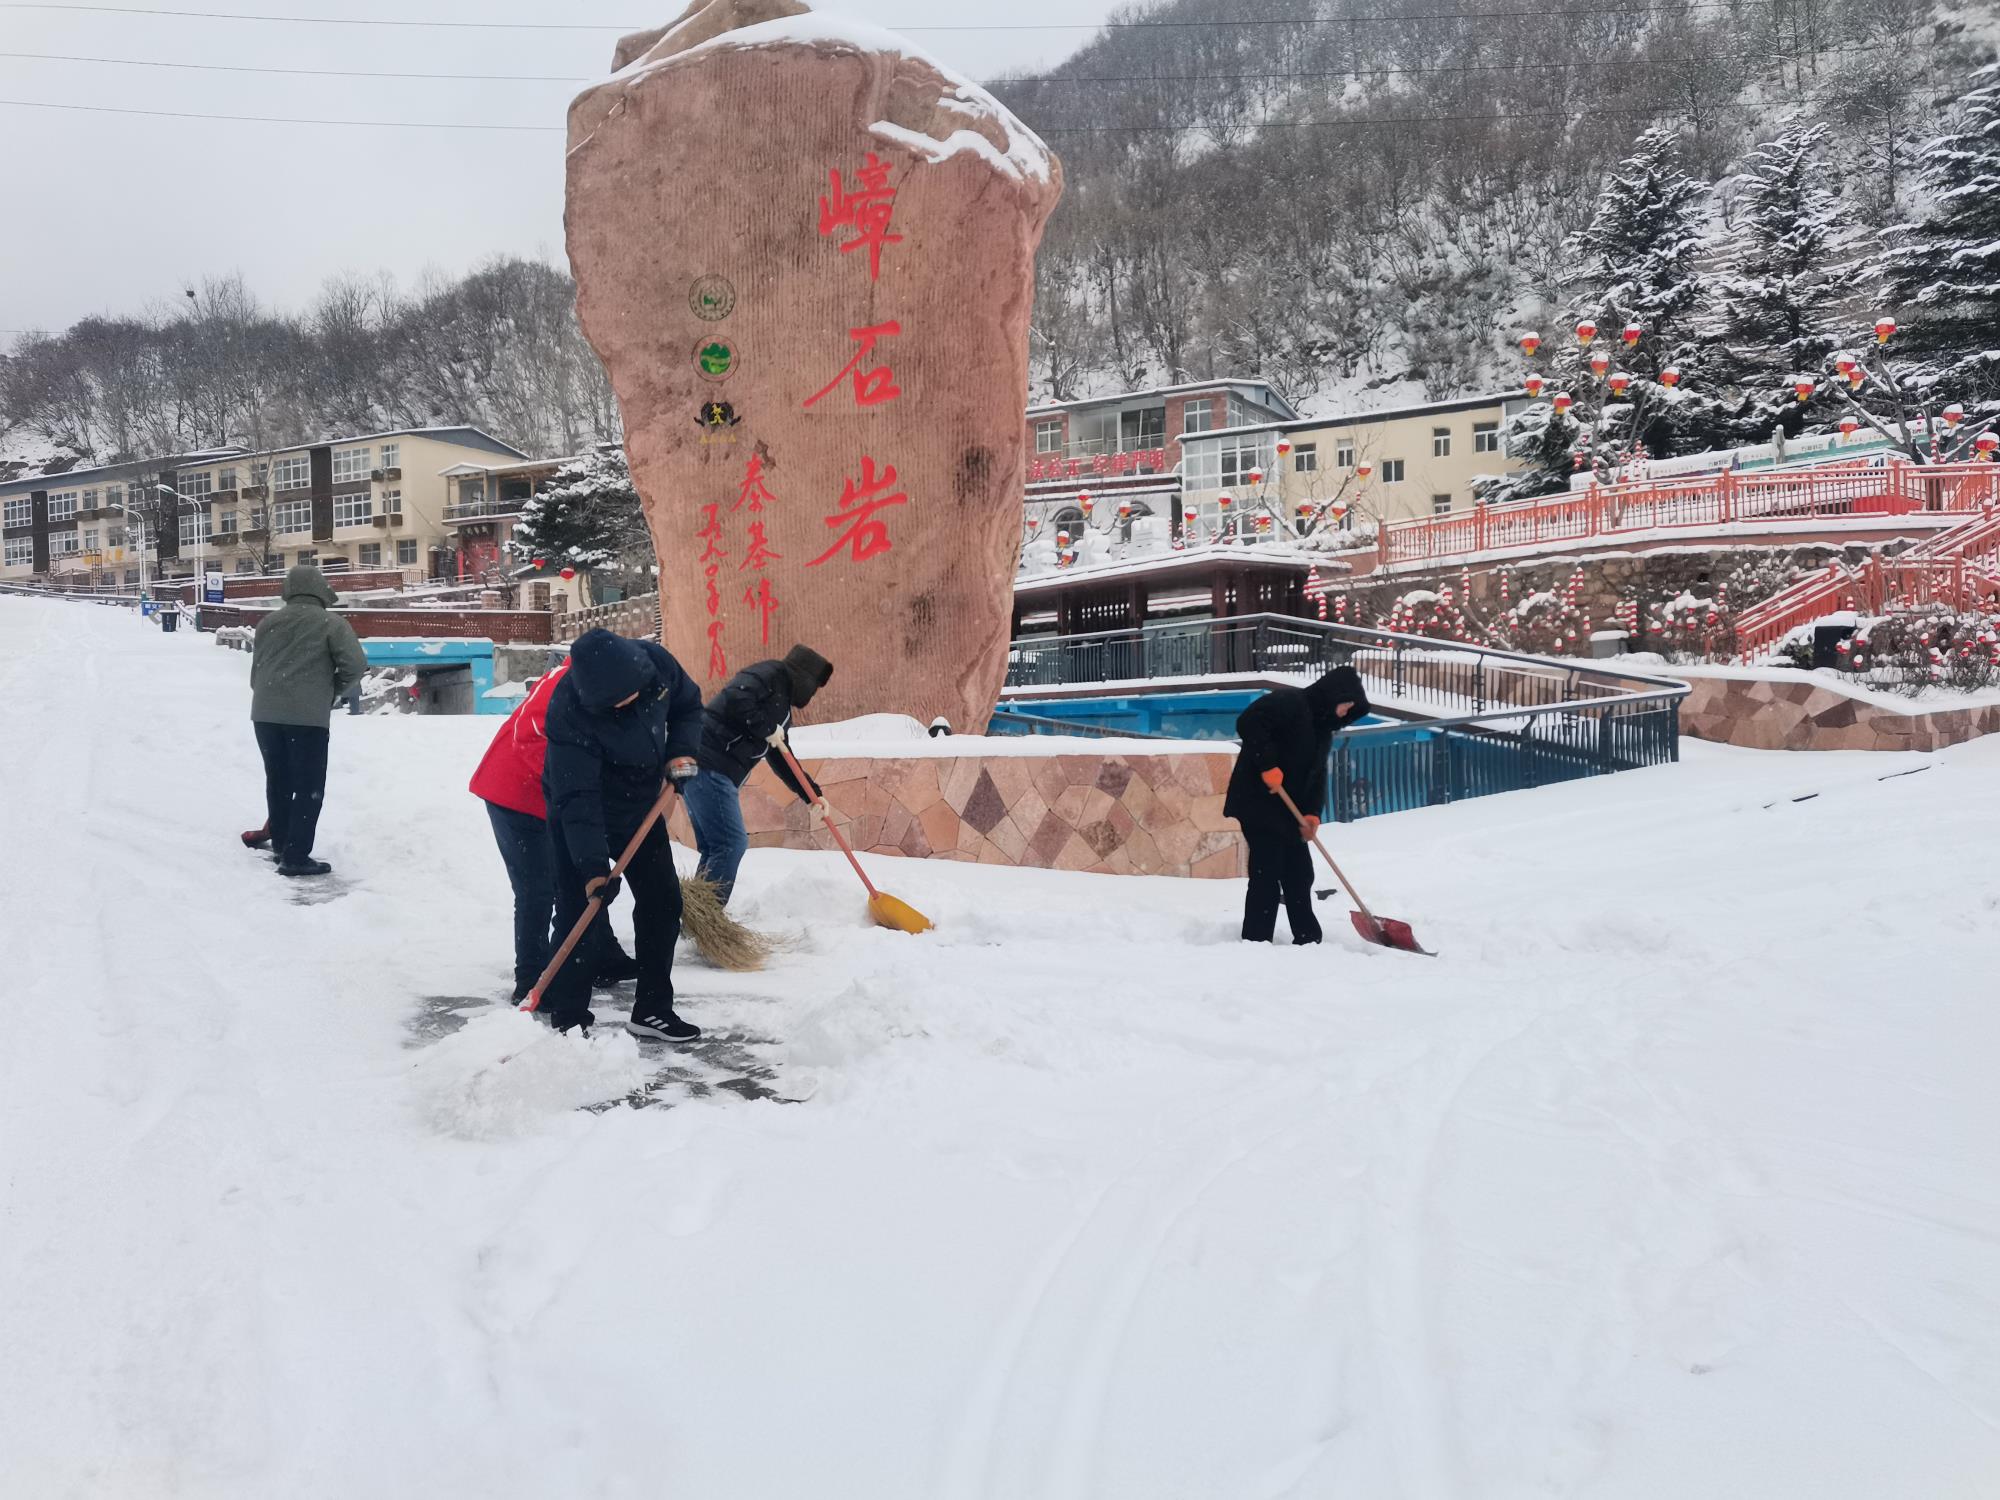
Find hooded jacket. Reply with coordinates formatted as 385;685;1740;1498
467;663;568;819
541;629;702;871
695;645;834;801
1223;666;1372;833
249;565;369;728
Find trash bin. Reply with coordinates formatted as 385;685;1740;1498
159;607;179;634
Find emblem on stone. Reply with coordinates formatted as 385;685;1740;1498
694;339;737;381
689;274;736;321
696;400;741;429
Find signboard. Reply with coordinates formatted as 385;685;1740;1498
203;569;224;604
1026;448;1170;484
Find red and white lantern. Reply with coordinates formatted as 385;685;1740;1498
1607;371;1632;397
1117;499;1132;520
1217;492;1233;510
1520;332;1543;357
1525;373;1545;398
1793;377;1816;403
1276;438;1292;458
1943;404;1966;428
1552;391;1575;415
1874;316;1897;345
1589;352;1611;379
1839;415;1860;439
1835;352;1857;378
1659;366;1681;389
1620;322;1642;348
1575;319;1598;345
1248;467;1265;486
1976;431;2000;460
1079;491;1093;515
559;565;576;580
1356;461;1374;480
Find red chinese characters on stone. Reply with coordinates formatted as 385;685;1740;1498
817;151;902;281
805;456;908;569
696;501;728;679
733;452;780;514
741;519;781;572
734;455;781;645
741;574;781;646
802;321;902;411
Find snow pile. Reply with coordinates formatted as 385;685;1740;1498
407;1009;652;1140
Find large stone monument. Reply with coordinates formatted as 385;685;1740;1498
566;0;1062;730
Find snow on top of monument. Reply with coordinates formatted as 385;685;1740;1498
629;9;1054;185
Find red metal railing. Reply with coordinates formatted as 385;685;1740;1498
1380;460;2000;567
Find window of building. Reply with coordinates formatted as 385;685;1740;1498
3;497;30;528
108;526;126;548
105;483;124;508
294;549;316;566
1120;405;1166;450
235;557;258;574
125;569;139;585
1336;441;1355;469
81;488;99;511
271;454;310;491
379;443;400;472
1474;422;1500;453
250;462;269;488
219;468;238;492
1181;401;1216;435
1033;419;1062;454
333;493;372;528
1432;494;1453;516
48;491;78;521
1293;443;1318;473
4;537;33;567
52;531;81;557
357;542;382;567
218;510;238;535
178;511;213;548
380;489;402;517
1432;427;1452;458
1380;459;1406;483
177;470;213;502
273;499;312;535
82;528;99;551
331;448;374;484
396;538;418;566
1180;432;1276;494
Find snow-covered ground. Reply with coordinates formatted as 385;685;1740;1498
4;593;1998;1498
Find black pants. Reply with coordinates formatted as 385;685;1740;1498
544;818;682;1029
1242;827;1322;944
485;802;631;996
254;722;330;864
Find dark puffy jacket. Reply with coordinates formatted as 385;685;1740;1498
249;565;368;728
542;629;702;870
1223;666;1371;833
697;645;834;801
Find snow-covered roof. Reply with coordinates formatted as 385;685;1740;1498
1014;545;1324;595
1180;390;1530;445
438;455;580;480
609;10;1053;186
1;445;249;492
1027;379;1299;420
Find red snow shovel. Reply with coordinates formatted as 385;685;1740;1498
1271;784;1433;955
520;781;679;1014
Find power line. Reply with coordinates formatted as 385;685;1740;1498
0;0;1781;30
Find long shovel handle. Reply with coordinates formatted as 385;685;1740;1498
774;740;882;900
520;782;678;1013
1271;783;1383;930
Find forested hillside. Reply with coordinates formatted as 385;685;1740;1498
3;0;1996;480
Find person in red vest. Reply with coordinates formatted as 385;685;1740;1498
469;664;636;1001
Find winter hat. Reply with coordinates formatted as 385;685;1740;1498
781;644;834;707
567;628;655;711
281;564;337;608
1304;664;1369;730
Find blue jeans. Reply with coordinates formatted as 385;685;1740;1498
485;801;629;996
681;767;749;903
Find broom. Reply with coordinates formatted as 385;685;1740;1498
678;870;776;971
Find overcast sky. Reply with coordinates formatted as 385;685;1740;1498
0;0;1112;341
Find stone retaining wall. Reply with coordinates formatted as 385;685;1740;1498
1676;671;2000;751
666;747;1248;879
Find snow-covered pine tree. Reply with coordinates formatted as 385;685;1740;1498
511;445;652;587
1879;64;2000;405
1703;125;1845;443
1553;127;1722;457
1476;401;1582;505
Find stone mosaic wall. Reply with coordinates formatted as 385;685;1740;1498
1676;672;2000;750
666;749;1248;879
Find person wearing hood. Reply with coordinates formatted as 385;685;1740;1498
1223;665;1372;944
540;628;703;1038
247;564;368;877
682;644;835;905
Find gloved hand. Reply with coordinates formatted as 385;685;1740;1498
808;795;832;828
585;872;623;905
1261;768;1285;790
667;757;699;785
1301;814;1321;841
767;725;788;749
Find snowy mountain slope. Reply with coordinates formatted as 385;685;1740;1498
2;595;1996;1497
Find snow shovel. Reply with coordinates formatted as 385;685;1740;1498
520;781;680;1014
1271;784;1433;956
774;740;933;935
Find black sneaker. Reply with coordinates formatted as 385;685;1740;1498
593;952;640;987
276;858;333;877
627;1008;700;1043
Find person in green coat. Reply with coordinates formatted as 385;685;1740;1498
247;565;367;876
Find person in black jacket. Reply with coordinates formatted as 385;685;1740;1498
682;644;835;904
1222;665;1371;944
540;629;703;1039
